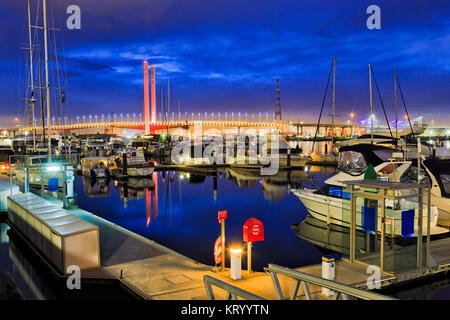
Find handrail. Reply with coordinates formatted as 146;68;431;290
264;264;396;300
203;275;265;300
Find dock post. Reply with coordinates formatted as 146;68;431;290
427;187;431;268
24;167;29;193
247;242;253;274
221;218;225;272
417;188;424;269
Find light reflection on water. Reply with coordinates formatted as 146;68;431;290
76;166;336;271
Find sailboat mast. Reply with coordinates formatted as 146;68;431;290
38;54;46;145
27;0;36;149
167;75;171;119
43;0;51;159
394;67;398;149
369;64;373;144
331;57;335;149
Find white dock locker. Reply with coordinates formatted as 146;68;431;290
7;192;100;274
53;221;100;272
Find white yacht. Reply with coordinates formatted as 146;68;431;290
292;144;450;237
113;149;154;177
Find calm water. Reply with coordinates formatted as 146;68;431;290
75;166;336;271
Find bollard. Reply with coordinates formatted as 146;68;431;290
247;242;253;274
321;255;335;296
230;248;242;280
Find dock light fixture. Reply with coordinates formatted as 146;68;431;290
46;165;64;172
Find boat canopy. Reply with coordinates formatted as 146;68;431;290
338;144;396;172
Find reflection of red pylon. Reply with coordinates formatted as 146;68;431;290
152;172;158;218
146;189;151;227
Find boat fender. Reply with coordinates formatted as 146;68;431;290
381;164;393;174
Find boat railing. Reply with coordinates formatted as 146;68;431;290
203;275;265;300
263;263;396;300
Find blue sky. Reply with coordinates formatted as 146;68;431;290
0;0;449;127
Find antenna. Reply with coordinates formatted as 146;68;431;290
331;57;336;148
274;78;282;121
369;64;373;144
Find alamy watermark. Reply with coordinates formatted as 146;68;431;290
366;5;381;30
66;5;81;30
366;265;381;289
66;265;81;290
170;126;284;176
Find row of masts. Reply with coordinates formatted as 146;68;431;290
327;59;403;149
25;0;52;159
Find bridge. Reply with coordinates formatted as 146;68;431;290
1;120;293;137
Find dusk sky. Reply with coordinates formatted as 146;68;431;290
0;0;449;127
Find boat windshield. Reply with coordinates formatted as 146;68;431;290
338;151;367;172
441;174;450;197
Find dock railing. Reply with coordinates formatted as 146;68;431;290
203;275;265;300
264;264;396;300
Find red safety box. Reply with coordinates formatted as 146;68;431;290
243;218;264;242
218;210;227;221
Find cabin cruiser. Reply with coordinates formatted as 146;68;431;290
291;144;449;237
85;136;108;150
81;157;111;178
0;138;14;174
13;155;75;190
421;158;450;226
106;136;126;155
258;134;308;167
335;129;435;159
113;149;154;177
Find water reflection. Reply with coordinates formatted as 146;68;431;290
76;168;326;270
82;176;111;197
1;223;9;243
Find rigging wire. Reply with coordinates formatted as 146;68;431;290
396;75;417;143
370;67;394;139
311;59;333;153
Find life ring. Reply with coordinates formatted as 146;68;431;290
127;151;132;159
214;236;222;265
381;164;393;174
